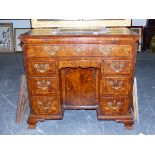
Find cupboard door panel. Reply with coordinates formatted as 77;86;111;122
61;67;99;107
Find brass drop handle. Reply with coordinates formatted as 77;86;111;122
106;100;122;110
111;63;125;73
44;46;60;55
37;99;57;112
38;100;51;110
34;64;50;73
36;80;51;90
109;80;123;90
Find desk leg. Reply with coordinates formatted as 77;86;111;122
27;116;38;129
124;120;134;130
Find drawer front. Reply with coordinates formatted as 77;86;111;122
28;77;58;95
101;77;130;96
25;44;132;58
99;97;129;115
27;60;57;76
31;96;62;115
102;60;132;75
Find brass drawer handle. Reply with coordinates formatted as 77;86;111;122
36;80;51;90
44;46;60;55
111;63;125;73
109;80;123;90
105;100;122;110
34;64;50;73
38;100;51;110
99;45;113;55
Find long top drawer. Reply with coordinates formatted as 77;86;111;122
24;44;133;59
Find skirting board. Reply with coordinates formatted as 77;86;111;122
133;77;139;123
16;75;29;123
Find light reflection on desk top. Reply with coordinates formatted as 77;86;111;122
24;27;138;37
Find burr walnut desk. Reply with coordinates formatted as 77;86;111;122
20;27;138;129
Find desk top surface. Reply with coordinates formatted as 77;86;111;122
22;27;138;38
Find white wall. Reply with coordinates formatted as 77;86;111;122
132;19;147;26
0;19;147;27
0;19;31;28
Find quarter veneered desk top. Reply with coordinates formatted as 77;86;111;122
21;27;138;37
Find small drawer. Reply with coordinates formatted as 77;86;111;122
97;45;132;58
101;60;132;75
27;60;57;76
28;77;58;95
99;97;129;115
31;96;62;115
100;77;130;96
25;44;132;58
